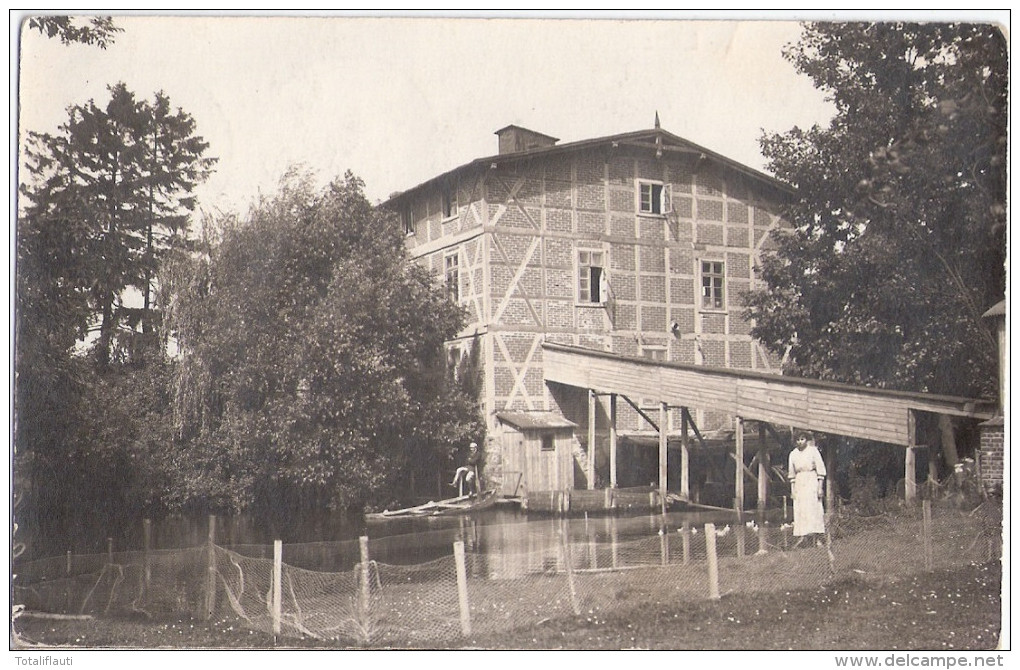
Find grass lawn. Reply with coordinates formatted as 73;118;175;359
12;560;1001;650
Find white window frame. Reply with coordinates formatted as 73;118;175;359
445;251;461;303
637;179;672;216
700;259;725;311
640;345;667;362
576;247;607;305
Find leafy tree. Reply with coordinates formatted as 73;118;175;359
19;83;215;367
16;84;212;554
27;15;121;48
747;23;1006;399
167;170;481;515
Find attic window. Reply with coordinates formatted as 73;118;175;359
401;205;414;235
638;180;672;216
442;182;458;219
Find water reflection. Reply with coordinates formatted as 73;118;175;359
23;505;789;580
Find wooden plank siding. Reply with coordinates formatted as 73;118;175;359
544;343;994;447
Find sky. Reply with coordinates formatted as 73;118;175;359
12;10;1008;216
14;12;845;215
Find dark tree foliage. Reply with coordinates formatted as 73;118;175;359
746;23;1006;399
19;83;215;368
167;171;483;515
16;84;213;555
27;16;122;48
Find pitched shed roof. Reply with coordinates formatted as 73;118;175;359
495;411;578;431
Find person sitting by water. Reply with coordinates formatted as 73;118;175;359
451;442;481;496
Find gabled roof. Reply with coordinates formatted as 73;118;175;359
382;126;794;208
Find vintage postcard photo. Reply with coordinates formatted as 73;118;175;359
11;11;1008;659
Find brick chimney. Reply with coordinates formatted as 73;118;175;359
495;125;559;155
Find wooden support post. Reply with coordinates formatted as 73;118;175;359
272;540;282;638
922;500;933;570
359;536;371;616
705;523;720;600
659;402;668;513
454;540;472;636
906;410;918;502
588;389;596;490
680;407;691;499
609;394;618;489
825;441;836;514
757;422;769;511
143;518;152;591
905;447;917;502
204;514;216;620
736;524;745;558
734;417;745;518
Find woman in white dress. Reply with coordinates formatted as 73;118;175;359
788;430;827;545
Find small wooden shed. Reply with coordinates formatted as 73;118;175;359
495;411;578;495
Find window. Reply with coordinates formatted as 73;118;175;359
577;249;605;304
641;346;667;362
701;260;725;309
401;205;414;235
441;182;458;219
638;180;672;215
445;252;460;302
541;433;555;452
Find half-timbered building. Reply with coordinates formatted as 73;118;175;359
384;122;810;502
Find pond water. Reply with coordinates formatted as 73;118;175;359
20;503;790;575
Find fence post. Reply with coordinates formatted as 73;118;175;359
359;536;371;617
204;514;217;620
736;524;745;558
560;526;581;615
705;523;720;600
65;550;72;613
453;540;472;637
922;500;933;570
272;540;282;639
659;515;669;566
143;519;152;591
682;521;691;564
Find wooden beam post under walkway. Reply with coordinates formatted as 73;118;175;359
905;409;918;502
734;416;745;518
757;421;769;512
680;407;690;500
588;389;596;490
610;394;618;489
659;402;668;513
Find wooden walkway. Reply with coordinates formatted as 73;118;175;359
542;342;996;505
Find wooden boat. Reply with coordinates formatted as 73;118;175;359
366;489;499;521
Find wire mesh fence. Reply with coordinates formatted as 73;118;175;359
12;498;1002;647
